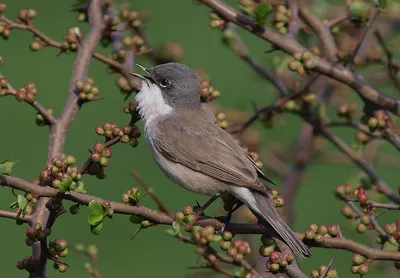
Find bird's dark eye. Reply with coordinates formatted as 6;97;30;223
159;79;171;88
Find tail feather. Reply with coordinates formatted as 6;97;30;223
232;187;311;258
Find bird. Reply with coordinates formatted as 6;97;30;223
130;62;311;258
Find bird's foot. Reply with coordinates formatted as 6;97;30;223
193;193;221;218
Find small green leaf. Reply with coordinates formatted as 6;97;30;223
17;195;28;210
129;215;144;224
165;229;178;237
9;201;18;209
90;223;103;235
88;211;104;226
134;188;141;200
254;2;272;26
0;159;19;175
88;200;104;213
172;221;182;234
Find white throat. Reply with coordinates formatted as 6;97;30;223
135;81;173;125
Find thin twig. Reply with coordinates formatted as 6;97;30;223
130;169;172;216
346;9;380;68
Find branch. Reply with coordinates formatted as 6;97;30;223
374;29;400;93
198;0;400;116
0;14;146;92
30;1;104;277
346;9;380;68
0;74;56;125
298;8;338;62
321;128;400;204
2;174;400;262
0;208;31;223
274;239;307;278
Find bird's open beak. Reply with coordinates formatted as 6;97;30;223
130;64;155;85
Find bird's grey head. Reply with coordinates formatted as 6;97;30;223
132;63;201;123
134;63;201;106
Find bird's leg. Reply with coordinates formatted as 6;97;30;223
194;193;221;217
219;201;243;234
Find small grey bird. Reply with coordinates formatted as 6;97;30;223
131;63;311;258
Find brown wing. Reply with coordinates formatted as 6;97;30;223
152;115;270;193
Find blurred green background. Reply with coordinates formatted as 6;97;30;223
0;0;399;277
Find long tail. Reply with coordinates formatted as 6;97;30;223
232;187;311;258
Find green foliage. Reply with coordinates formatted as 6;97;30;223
0;159;18;175
87;200;112;235
253;3;272;26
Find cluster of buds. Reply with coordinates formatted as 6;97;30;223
123;100;139;117
337;102;357;119
49;239;68;259
95;121;140;147
110;49;127;64
303;223;339;243
115;76;131;93
90;142;112;168
192;226;222;246
269;189;284;208
119;7;142;29
288;51;315;77
340;204;357;219
265;251;295;273
176;205;195;224
14;82;39;103
16;256;37;272
25;191;38;204
219;232;251;264
208;12;225;29
354;130;370;144
25;223;51;247
272;5;292;35
75;77;99;101
40;156;86;193
215;112;229;130
200;80;220;102
29;36;46;51
0;21;11;39
60;27;81;52
122;35;146;52
334;183;354;200
36;108;54;126
365;110;389;132
121;187;142;206
381;222;400;247
16;9;37;24
0;77;8;95
259;234;276;257
350;253;369;275
310;265;338;278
